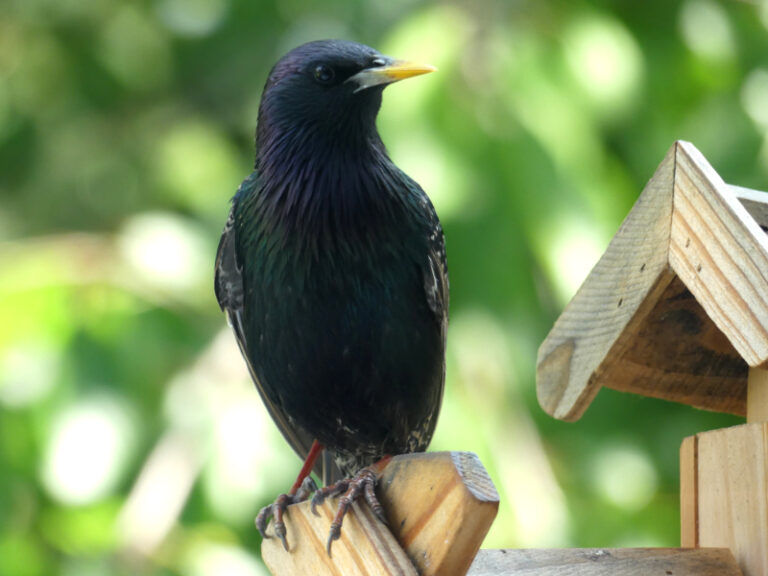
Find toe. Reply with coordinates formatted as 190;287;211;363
274;520;289;551
326;522;341;557
255;505;273;538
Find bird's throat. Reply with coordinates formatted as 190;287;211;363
253;128;402;265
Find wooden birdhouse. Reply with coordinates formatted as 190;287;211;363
538;140;768;576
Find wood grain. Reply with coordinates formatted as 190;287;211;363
262;452;499;576
605;275;746;415
747;367;768;423
262;497;417;576
669;142;768;368
680;435;698;548
467;548;742;575
377;452;499;576
536;143;676;421
696;423;768;576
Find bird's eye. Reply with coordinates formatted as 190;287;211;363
313;64;335;84
370;58;386;67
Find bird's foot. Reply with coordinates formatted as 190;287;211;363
310;463;389;556
255;476;317;551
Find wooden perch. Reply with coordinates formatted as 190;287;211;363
537;140;768;421
467;548;742;575
261;451;499;576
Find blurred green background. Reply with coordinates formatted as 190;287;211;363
1;0;767;574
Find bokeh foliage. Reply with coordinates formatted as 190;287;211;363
1;0;767;574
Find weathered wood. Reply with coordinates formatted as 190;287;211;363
668;143;768;369
747;367;768;423
261;452;499;576
467;548;743;575
537;141;768;421
604;275;746;415
537;144;676;421
377;452;499;576
262;498;416;576
680;435;698;548
684;424;768;576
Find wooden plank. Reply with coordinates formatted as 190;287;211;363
669;142;768;368
262;452;499;576
697;423;768;576
680;435;698;548
603;275;746;415
467;548;743;575
262;498;417;576
747;367;768;423
536;143;677;421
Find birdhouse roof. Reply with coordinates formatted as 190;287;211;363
537;141;768;421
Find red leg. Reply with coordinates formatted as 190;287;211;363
290;440;324;495
256;440;325;551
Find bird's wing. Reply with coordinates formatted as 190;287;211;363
421;194;449;327
215;185;343;485
417;186;450;447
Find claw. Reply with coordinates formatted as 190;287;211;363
255;504;272;538
326;521;341;557
256;488;315;551
274;521;288;551
311;492;323;517
273;494;291;550
320;464;387;556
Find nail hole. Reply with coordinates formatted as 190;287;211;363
618;298;623;307
640;263;646;272
685;238;691;248
696;264;702;273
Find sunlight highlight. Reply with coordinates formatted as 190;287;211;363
564;15;643;114
153;120;243;215
679;0;735;61
0;342;58;408
184;542;267;576
118;212;209;295
741;69;768;129
155;0;229;37
203;393;293;523
98;5;171;91
539;214;608;305
592;444;658;511
42;396;135;505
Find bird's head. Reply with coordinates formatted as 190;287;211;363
256;40;435;158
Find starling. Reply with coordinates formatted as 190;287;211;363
215;39;448;553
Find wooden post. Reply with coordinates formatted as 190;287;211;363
261;451;499;576
678;368;768;574
747;367;768;423
680;424;768;576
680;435;698;548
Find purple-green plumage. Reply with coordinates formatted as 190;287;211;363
215;40;448;484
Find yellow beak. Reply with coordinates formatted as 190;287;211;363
348;60;437;92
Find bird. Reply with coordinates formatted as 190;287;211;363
214;39;448;554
